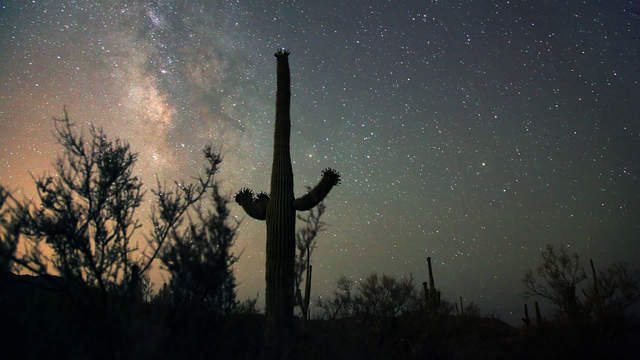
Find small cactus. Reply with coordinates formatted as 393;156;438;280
427;257;435;295
424;257;441;311
422;281;429;309
522;303;531;328
535;301;543;326
589;258;603;318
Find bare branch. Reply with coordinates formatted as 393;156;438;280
142;146;221;274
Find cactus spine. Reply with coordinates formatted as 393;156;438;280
235;50;340;352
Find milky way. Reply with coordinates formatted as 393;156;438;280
1;0;639;323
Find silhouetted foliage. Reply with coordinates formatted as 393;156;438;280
7;110;144;308
5;111;219;306
234;295;260;315
0;186;20;275
143;145;221;274
157;180;239;317
523;244;586;320
0;110;259;359
316;275;355;320
353;272;419;319
524;244;640;324
582;260;640;319
317;273;421;320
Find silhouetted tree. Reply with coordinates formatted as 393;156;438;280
158;181;239;317
150;177;241;357
234;49;340;355
294;200;326;319
8;110;144;308
0;186;20;275
142;146;221;274
316;275;354;320
317;273;420;321
583;260;640;319
524;245;640;323
352;272;419;319
6;110;219;310
0;186;22;307
523;245;586;320
0;111;238;359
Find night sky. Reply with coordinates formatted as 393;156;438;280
1;0;639;323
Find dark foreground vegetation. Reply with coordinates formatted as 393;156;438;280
2;270;639;360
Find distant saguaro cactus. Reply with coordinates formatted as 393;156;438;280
235;49;340;353
588;258;603;318
535;301;543;326
522;303;531;328
425;256;441;310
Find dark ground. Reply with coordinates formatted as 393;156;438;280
2;274;638;360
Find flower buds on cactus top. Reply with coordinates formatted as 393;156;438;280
275;48;290;57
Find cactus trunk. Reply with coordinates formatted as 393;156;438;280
264;50;296;348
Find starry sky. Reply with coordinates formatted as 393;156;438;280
1;0;639;323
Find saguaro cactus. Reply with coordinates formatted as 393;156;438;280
235;49;340;351
522;303;531;328
589;258;603;318
427;257;435;294
425;256;440;310
534;301;543;326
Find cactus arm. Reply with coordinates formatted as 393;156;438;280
293;168;340;211
235;188;269;220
